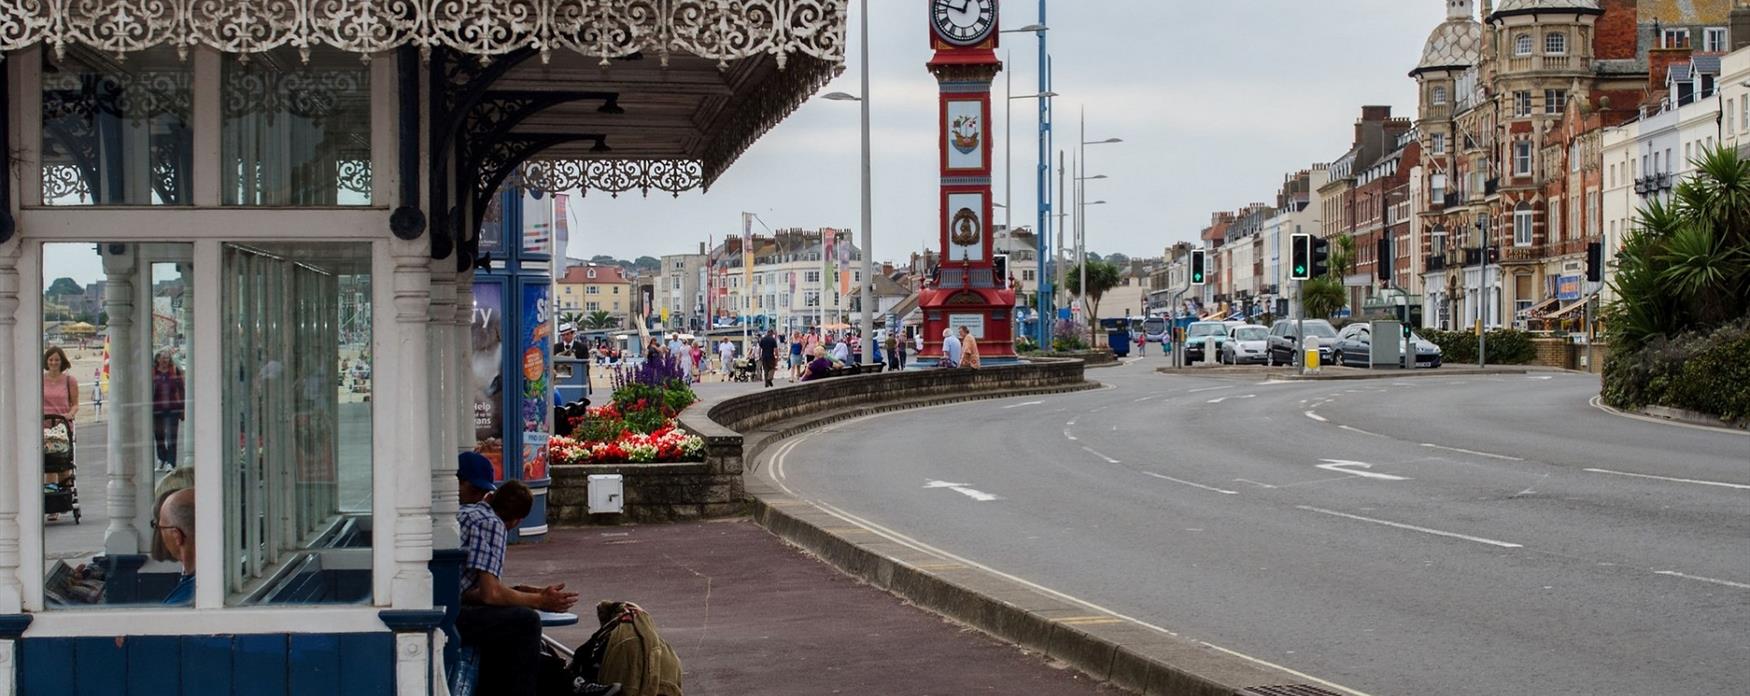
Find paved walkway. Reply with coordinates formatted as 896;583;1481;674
505;519;1113;695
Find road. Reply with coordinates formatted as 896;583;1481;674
765;356;1750;696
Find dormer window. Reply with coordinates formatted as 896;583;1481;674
1662;28;1690;49
1515;34;1534;56
1704;27;1728;53
587;268;597;279
1545;33;1567;55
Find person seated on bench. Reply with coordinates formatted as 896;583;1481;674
157;488;196;606
802;345;837;382
455;453;621;696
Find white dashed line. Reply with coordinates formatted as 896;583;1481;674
1420;443;1523;461
1187;385;1234;393
1304;411;1327;422
1338;424;1388;439
1584;468;1750;491
1081;447;1121;464
1297;505;1523;548
1143;471;1239;495
1002;400;1044;409
1232;478;1279;489
1652;570;1750;590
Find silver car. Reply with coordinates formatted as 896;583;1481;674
1219;325;1271;364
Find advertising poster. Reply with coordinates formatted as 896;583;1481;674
519;280;553;479
471;282;506;480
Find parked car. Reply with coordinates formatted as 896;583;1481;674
1183;321;1232;362
1219;325;1271;364
1334;323;1443;368
1266;319;1338;365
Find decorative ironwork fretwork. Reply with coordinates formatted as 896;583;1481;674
41;163;92;203
222;66;370;124
518;159;703;198
1;1;847;68
337;159;373;196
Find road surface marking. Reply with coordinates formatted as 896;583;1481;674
1584;468;1750;490
1297;505;1522;548
1303;410;1327;422
1337;424;1387;439
924;480;1000;502
1187;385;1233;393
1233;478;1278;489
1420;443;1523;461
1142;471;1239;495
803;500;1376;696
1066;417;1078;426
1207;394;1256;404
1652;570;1750;590
1063;429;1078;441
1527;375;1554;380
1002;400;1044;409
1133;395;1160;402
1315;459;1410;481
1080;447;1121;464
1059;616;1125;626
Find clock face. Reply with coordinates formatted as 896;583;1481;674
932;0;996;47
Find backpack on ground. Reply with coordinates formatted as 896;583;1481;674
569;601;682;696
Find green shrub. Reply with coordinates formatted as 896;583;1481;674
1014;336;1039;353
1420;328;1534;365
1051;336;1088;352
1603;318;1750;420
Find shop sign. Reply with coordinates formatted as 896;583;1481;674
1557;275;1582;301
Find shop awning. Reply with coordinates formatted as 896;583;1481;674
1547;298;1588;318
1520;296;1559;316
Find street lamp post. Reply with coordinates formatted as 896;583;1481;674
1075;108;1120;324
820;0;874;364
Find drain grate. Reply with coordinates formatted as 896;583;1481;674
1240;686;1349;696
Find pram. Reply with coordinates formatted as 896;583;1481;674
730;357;758;383
42;414;81;524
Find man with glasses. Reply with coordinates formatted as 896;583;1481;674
155;488;196;606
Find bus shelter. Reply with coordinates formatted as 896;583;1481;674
0;3;845;694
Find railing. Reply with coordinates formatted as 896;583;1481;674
1425;104;1450;120
1463;247;1485;266
1634;177;1649;195
1425;255;1447;271
1506;55;1573;73
1485;177;1499;195
1542;55;1571;71
1508;56;1533;72
1656;173;1673;191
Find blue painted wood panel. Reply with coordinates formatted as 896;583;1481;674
19;632;398;696
71;637;126;696
287;634;340;696
234;634;289;696
127;635;181;696
17;637;72;696
181;635;234;696
339;633;394;695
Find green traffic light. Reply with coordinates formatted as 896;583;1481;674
1294;265;1306;275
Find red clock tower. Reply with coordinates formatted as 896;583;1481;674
918;0;1017;365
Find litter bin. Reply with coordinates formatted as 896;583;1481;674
1109;328;1132;358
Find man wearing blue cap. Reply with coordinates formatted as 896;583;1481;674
454;452;620;696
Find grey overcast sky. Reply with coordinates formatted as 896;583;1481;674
569;1;1447;264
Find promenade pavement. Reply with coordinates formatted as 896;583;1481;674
504;519;1114;695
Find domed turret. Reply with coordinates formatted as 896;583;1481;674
1413;1;1483;76
1490;0;1601;20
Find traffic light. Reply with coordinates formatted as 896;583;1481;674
1376;237;1392;281
1189;249;1206;285
1585;241;1603;282
1290;233;1312;280
1310;237;1330;278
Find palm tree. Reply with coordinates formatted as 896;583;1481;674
558;311;585;330
1606;144;1750;348
584;310;618;330
1065;260;1122;346
1301;276;1347;319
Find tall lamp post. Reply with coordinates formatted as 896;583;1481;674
1076;107;1121;321
1031;2;1052;352
821;0;873;364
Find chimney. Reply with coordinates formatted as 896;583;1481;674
1735;1;1750;51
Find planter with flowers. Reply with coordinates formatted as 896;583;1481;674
550;355;704;465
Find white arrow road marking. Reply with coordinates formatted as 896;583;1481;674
1298;506;1522;548
1585;468;1750;490
924;480;1000;502
1652;570;1750;590
1420;443;1524;461
1143;471;1239;495
1304;410;1327;422
1003;400;1044;409
1316;459;1410;481
1207;394;1256;404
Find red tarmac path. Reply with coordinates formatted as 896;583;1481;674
507;519;1113;694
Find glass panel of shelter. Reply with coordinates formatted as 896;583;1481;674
221;242;373;606
221;46;372;206
41;242;194;609
39;46;194;206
